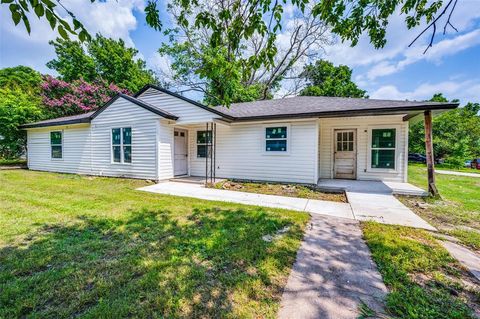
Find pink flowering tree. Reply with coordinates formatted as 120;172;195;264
41;76;129;117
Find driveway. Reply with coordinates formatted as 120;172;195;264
436;169;480;178
279;214;387;319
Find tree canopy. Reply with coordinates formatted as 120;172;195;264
299;60;367;98
159;1;331;105
0;66;44;158
409;93;480;166
47;35;157;93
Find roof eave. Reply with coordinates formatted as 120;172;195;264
20;117;91;129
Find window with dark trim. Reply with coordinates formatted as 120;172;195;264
50;131;62;159
196;131;212;158
112;127;132;163
371;128;396;169
265;126;287;152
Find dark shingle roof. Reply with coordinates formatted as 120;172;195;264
214;96;458;120
20;112;95;128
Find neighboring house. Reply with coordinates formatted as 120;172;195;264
21;85;457;184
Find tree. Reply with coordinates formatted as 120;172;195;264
41;76;129;118
409;93;480;166
47;35;157;92
159;2;331;105
4;0;467;55
0;66;44;158
299;60;367;98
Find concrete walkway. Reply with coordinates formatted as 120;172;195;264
138;181;435;230
138;182;354;219
279;214;387;319
436;169;480;178
440;240;480;281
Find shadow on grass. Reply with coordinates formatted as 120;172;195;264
1;207;302;318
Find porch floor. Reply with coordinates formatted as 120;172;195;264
316;179;428;196
169;175;225;184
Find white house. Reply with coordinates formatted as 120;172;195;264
21;85;457;184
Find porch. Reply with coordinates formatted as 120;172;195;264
316;179;427;196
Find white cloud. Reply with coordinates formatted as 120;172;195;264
0;0;143;72
370;79;480;103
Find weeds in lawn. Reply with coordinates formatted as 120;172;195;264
362;222;479;319
0;170;308;318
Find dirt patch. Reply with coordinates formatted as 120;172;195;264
214;180;347;203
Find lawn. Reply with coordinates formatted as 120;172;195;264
362;223;479;319
401;164;480;251
0;170;309;318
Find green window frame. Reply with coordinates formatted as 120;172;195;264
265;126;287;152
112;127;132;163
196;131;212;158
50;131;63;159
371;128;396;169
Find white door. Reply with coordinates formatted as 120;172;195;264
334;129;357;179
174;129;188;176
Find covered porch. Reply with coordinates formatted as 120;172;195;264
316;179;427;196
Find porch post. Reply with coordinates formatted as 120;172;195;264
424;110;438;197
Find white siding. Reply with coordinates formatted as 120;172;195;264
137;88;219;124
90;98;161;180
27;124;93;174
318;115;408;182
187;120;318;184
158;121;174;180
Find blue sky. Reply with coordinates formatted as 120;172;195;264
1;0;479;104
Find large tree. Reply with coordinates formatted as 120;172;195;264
409;93;480;166
4;0;467;54
159;1;331;105
299;60;367;98
47;35;157;92
0;66;44;158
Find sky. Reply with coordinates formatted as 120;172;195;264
1;0;479;104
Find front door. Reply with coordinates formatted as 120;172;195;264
174;129;188;176
334;129;356;179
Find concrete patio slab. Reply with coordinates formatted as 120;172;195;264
347;192;436;231
317;179;427;196
436;170;480;178
278;214;387;319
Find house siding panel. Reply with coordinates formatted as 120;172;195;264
318;115;408;182
27;125;93;174
188;120;318;184
137;88;218;124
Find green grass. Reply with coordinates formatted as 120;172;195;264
403;164;480;251
0;170;309;318
435;163;480;174
362;222;478;319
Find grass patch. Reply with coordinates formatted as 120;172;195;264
400;164;480;251
0;170;309;318
435;163;480;174
362;222;479;319
213;180;347;202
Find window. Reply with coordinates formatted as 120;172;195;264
197;131;212;158
50;131;62;159
112;127;132;163
265;126;287;152
371;128;396;169
336;131;354;151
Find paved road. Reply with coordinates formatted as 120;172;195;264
278;214;387;319
436;169;480;178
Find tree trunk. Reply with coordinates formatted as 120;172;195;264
424;110;439;197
